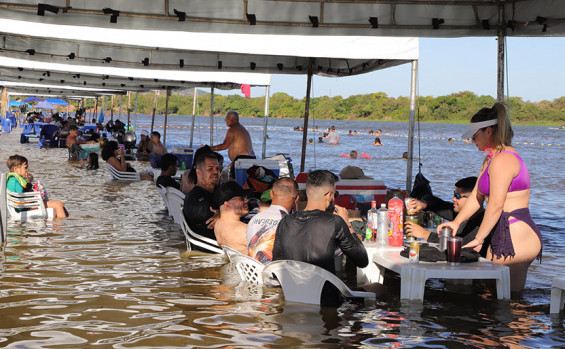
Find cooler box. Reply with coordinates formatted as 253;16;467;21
335;179;387;206
235;159;280;187
171;147;194;169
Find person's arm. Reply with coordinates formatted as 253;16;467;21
423;195;456;221
335;216;368;268
210;129;233;151
405;221;432;240
464;153;517;250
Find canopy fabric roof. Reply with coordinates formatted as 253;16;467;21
2;81;126;97
45;98;68;105
35;99;56;109
0;0;563;38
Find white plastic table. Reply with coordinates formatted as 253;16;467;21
357;242;511;302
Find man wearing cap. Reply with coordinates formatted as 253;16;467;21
182;153;221;246
213;182;250;254
339;165;372;180
273;170;368;274
247;177;299;264
136;130;151;161
66;125;85;161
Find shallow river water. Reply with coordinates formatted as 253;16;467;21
1;114;564;348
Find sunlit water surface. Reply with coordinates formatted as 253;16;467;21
0;115;564;348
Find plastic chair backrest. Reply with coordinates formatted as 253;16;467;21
263;260;375;305
6;190;49;221
181;215;223;254
231;252;265;283
105;163;141;181
156;185;172;216
165;187;185;225
222;245;241;262
0;171;7;243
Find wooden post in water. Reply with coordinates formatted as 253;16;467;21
93;97;98;122
163;87;171;146
189;87;197;148
299;60;313;173
150;91;158;132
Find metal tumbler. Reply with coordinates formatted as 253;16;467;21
447;236;462;267
439;227;452;251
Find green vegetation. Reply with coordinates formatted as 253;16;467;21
86;91;565;125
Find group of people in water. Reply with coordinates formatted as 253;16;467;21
6;102;542;297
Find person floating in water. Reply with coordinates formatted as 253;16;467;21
448;138;454;144
373;137;383;146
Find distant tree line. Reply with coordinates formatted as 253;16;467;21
80;91;565;125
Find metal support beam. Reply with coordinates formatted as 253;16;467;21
406;60;418;193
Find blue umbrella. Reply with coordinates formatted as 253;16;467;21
98;110;104;123
9;100;23;107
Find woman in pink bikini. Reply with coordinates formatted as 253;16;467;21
439;102;542;293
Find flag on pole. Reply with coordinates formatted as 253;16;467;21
241;84;251;98
98;109;104;123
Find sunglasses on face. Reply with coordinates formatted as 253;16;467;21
324;190;339;197
453;192;469;200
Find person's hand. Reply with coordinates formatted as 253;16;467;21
206;207;220;229
463;238;483;252
334;204;349;224
407;198;426;214
437;221;460;236
25;173;34;183
405;221;431;240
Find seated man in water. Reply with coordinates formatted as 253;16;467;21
6;154;69;220
156;153;180;190
247;177;299;264
136;130;151;161
405;176;486;255
273;170;368;274
66;125;84;160
182;153;221;248
213;182;249;254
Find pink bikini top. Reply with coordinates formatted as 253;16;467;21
477;151;530;196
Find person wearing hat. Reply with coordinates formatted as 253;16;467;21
439;102;542;293
136;130;151;161
247;177;299;264
213;181;249;254
339;165;372;180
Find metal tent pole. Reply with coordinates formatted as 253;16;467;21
163;87;171;145
134;92;139;131
406;60;418;193
210;86;215;146
189;87;197;148
150;91;158;132
262;85;270;159
126;91;131;130
497;5;505;102
299;59;313;173
118;95;123;121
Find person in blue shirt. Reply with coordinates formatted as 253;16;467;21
7;155;68;220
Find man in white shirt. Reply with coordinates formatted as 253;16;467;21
328;125;339;145
246;177;299;264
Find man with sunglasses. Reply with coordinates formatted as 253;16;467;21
405;177;485;254
213;181;250;254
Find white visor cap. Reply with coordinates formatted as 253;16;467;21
461;119;498;139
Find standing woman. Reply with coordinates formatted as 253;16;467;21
438;102;542;293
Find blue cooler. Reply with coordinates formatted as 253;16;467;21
234;159;280;187
171;148;194;169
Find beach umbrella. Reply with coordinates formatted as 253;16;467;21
45;98;68;106
22;96;43;103
98;109;104;123
8;100;23;107
35;100;57;110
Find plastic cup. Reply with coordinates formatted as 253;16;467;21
447;236;462;267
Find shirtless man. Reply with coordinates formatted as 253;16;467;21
213;181;249;254
210;111;255;162
150;131;167;155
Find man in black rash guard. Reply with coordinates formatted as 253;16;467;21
182;153;220;247
273;170;368;274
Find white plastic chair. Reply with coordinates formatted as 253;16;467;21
550;276;565;314
1;171;8;242
156;185;172;217
165;187;185;225
222;246;265;283
6;190;54;222
263;260;376;305
180;215;223;254
105;163;141;181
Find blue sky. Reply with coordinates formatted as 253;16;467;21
239;37;565;103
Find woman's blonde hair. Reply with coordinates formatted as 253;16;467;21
471;102;513;151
